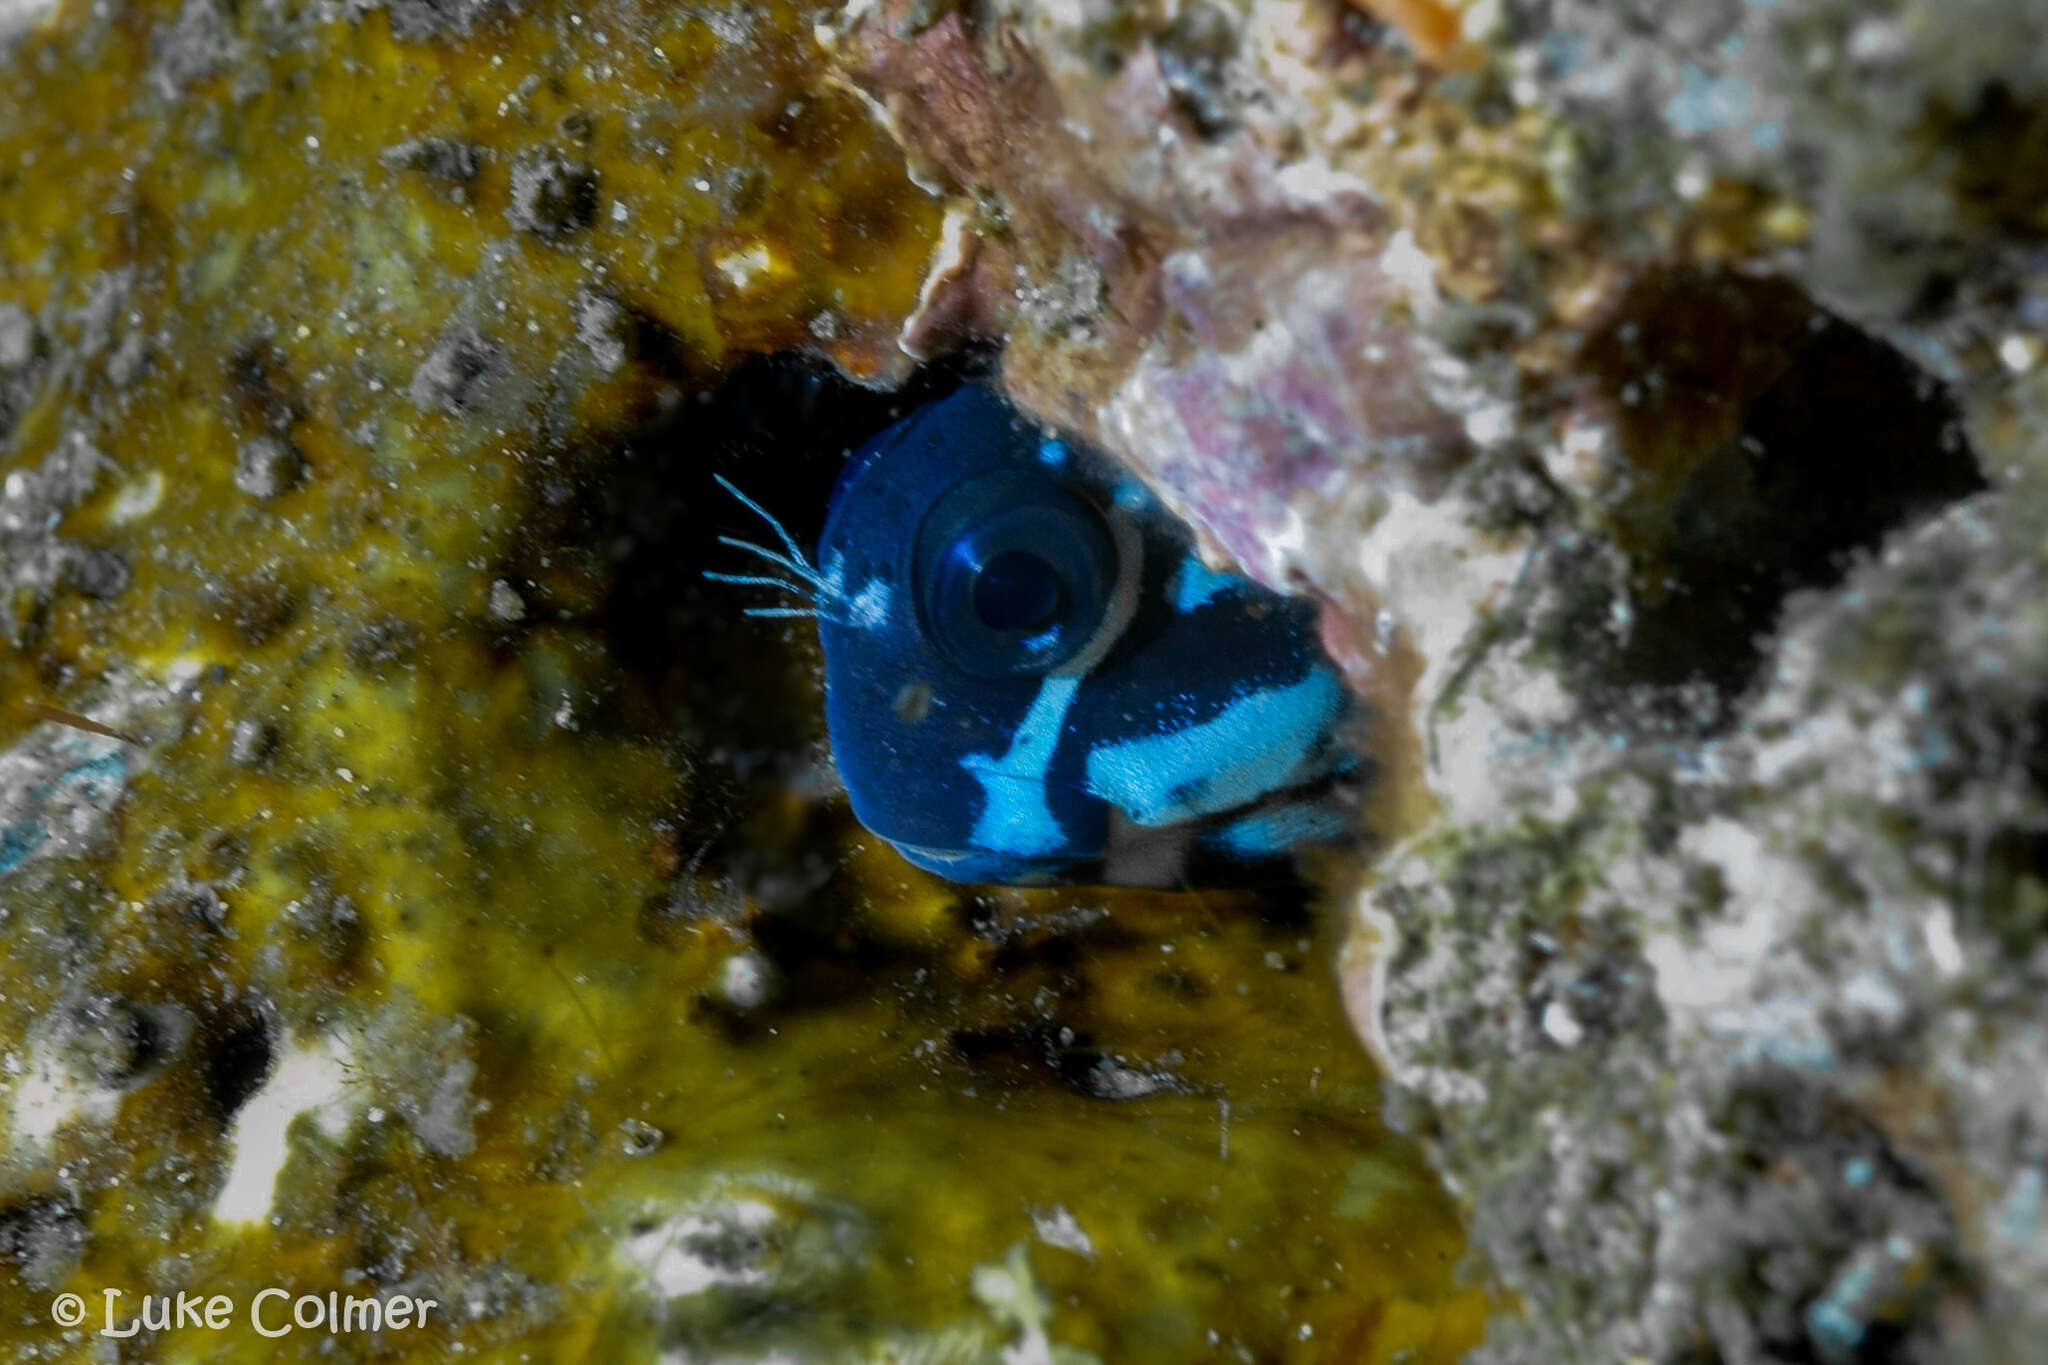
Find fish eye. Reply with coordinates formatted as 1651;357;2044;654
971;550;1065;632
915;471;1118;679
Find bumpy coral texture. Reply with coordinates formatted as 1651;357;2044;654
838;1;2048;1361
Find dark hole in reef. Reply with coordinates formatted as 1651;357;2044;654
576;348;983;752
528;346;1326;1050
1936;81;2048;239
198;1008;275;1125
1581;269;1983;725
533;349;989;1016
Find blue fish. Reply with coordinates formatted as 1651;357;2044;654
711;385;1359;886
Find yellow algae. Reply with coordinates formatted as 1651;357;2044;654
0;0;1481;1361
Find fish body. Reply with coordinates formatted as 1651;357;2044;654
799;385;1359;886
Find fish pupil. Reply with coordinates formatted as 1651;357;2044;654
972;550;1065;633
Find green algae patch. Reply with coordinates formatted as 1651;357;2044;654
0;0;1482;1360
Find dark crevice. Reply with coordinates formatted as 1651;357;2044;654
527;349;989;886
1578;269;1983;728
198;1007;275;1125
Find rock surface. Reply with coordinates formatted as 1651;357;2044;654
830;1;2048;1361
